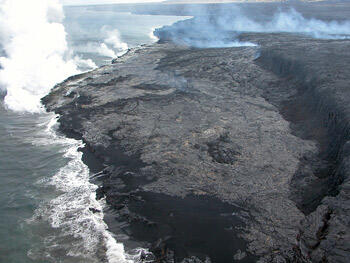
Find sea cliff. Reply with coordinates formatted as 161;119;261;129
43;33;350;262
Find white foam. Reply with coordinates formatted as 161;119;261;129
31;116;136;263
0;0;136;260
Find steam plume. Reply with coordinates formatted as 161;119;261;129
0;0;79;112
155;6;350;48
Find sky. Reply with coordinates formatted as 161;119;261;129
61;0;164;5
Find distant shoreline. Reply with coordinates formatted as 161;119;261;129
163;0;324;4
163;0;329;4
62;0;339;8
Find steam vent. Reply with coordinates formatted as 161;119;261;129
43;8;350;263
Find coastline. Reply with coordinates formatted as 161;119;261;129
42;33;350;262
43;44;258;262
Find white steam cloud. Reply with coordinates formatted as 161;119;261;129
156;7;350;48
104;28;128;52
221;8;350;38
0;0;79;112
72;27;128;59
0;2;134;262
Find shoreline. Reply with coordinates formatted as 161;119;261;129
42;33;350;262
57;86;257;262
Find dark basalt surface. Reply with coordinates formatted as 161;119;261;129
43;33;350;262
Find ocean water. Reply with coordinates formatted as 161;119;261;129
2;2;349;263
0;4;189;263
63;6;192;67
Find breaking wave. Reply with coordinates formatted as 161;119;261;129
0;1;135;262
28;116;136;263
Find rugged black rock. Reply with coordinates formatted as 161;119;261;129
43;33;350;262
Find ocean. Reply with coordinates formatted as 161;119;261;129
1;2;350;263
0;4;189;263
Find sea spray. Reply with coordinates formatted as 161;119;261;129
27;115;136;263
0;0;135;262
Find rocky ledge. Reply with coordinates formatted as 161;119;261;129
43;33;350;262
